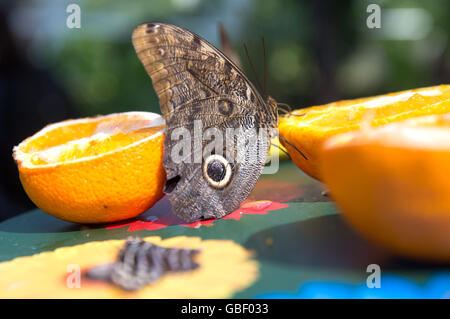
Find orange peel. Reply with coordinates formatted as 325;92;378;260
279;85;450;180
13;112;166;224
321;113;450;262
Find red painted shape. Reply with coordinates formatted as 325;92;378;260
106;197;289;232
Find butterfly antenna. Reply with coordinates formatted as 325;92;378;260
277;102;307;117
277;102;292;115
243;43;264;95
262;37;267;97
277;103;292;113
270;141;291;158
291;113;307;117
278;107;290;115
278;135;308;160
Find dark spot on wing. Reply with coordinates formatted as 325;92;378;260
146;23;160;34
164;175;181;193
224;60;232;74
193;34;202;46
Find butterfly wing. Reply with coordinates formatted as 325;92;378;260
132;23;277;222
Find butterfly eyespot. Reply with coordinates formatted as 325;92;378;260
203;154;232;189
217;99;234;116
207;161;225;182
158;48;165;56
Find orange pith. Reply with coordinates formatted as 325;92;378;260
279;85;450;180
13;112;166;224
321;113;450;262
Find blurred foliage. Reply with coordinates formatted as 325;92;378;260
12;0;450;115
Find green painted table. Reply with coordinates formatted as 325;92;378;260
1;161;449;298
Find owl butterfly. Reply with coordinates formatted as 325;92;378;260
132;23;278;222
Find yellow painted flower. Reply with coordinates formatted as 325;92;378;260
0;237;258;298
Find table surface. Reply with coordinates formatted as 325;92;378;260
1;161;449;298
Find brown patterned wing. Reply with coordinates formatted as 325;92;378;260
132;23;277;222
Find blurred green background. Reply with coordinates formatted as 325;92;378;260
0;0;449;220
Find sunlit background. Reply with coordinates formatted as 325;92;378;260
1;0;449;220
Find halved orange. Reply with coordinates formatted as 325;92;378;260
321;113;450;262
279;85;450;180
13;112;166;224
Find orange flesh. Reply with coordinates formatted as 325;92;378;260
13;112;166;224
279;85;450;180
18;115;164;166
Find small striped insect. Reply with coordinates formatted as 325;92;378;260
87;237;200;291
